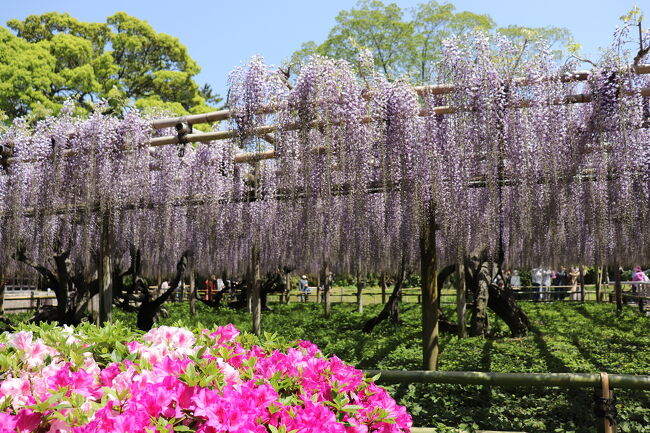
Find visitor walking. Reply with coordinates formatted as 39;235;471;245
298;275;310;302
205;275;217;301
510;269;521;290
632;266;649;293
532;268;543;301
160;279;169;297
216;277;225;293
553;267;568;300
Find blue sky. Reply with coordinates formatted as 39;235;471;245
0;0;645;99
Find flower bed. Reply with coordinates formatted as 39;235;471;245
0;323;411;433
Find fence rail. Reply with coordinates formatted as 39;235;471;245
364;369;650;390
1;291;57;313
365;370;648;433
3;281;649;315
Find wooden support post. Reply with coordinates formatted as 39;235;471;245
98;212;113;325
284;272;291;304
420;206;439;371
251;245;261;336
596;267;602;303
381;273;387;305
356;273;364;313
455;262;467;338
614;265;622;313
189;267;196;315
0;270;4;315
579;266;585;302
316;274;321;303
323;263;332;318
595;373;616;433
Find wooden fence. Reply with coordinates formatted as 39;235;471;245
1;291;57;313
365;369;650;433
3;281;648;315
264;282;649;313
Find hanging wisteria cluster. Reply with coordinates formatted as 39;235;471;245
1;33;649;278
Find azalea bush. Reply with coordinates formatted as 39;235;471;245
0;323;412;433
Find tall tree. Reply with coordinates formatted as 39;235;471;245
292;0;572;83
0;12;220;120
317;0;414;77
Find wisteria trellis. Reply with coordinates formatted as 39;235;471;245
0;33;649;279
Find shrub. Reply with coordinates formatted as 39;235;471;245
0;323;411;433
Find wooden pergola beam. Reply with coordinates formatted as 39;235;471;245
148;64;650;131
3;66;650;166
147;86;650;148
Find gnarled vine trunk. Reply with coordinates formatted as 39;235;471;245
137;250;190;331
465;249;530;337
363;262;406;333
13;243;98;325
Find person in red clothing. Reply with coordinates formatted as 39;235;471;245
205;275;217;301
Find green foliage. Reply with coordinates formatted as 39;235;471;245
291;0;573;83
113;301;650;433
0;12;220;120
496;25;574;60
6;301;649;432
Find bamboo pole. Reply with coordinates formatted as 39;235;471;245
363;369;650;390
597;372;616;433
2;65;650;166
7;94;650;167
149;64;650;130
146;86;650;147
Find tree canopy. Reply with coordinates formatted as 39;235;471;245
292;0;574;82
0;12;220;121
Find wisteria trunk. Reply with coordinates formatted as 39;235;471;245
614;265;622;313
468;258;491;337
487;283;530;338
362;264;405;333
455;262;467;338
